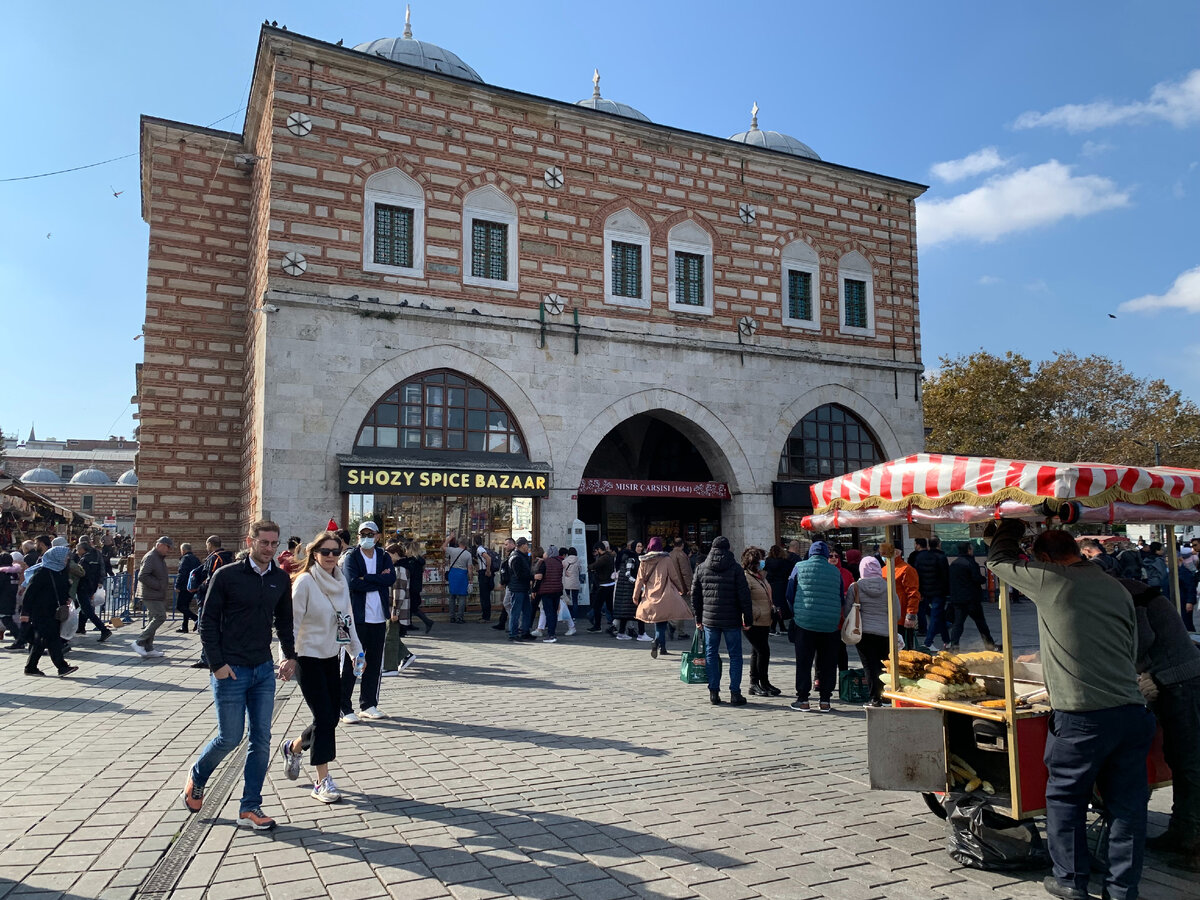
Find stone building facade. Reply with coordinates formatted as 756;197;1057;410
136;21;927;588
2;438;138;533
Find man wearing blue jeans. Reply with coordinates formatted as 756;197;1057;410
987;519;1152;900
690;536;752;705
182;520;296;830
507;537;534;641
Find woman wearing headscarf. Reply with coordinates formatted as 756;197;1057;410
845;556;890;707
632;537;691;658
278;530;364;803
23;545;78;677
612;541;643;641
742;546;781;696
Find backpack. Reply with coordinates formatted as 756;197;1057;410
186;557;209;593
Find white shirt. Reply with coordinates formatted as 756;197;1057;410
362;550;385;624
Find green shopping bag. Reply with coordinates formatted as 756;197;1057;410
680;630;709;684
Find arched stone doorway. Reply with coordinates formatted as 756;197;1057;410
577;412;733;552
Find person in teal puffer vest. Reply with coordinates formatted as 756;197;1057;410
785;541;845;711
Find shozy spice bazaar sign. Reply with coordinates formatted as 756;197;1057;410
340;464;549;496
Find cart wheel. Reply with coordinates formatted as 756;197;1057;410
922;792;948;819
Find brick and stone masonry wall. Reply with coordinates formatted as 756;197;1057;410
136;120;252;554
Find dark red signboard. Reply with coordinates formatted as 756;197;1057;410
577;478;731;500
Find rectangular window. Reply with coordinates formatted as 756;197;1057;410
81;495;93;512
611;241;642;299
787;270;813;320
674;252;704;306
844;278;867;328
471;220;508;282
60;465;75;480
373;204;414;268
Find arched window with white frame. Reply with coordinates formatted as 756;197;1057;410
363;168;425;278
462;185;518;292
603;209;651;309
838;250;875;337
667;220;713;316
781;240;820;330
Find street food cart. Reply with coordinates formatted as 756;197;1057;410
801;454;1196;820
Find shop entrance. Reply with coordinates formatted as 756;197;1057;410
578;414;725;550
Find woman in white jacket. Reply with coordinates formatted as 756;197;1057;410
278;531;363;803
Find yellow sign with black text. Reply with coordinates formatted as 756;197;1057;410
340;465;550;496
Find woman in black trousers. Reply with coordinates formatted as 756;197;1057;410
278;531;363;803
23;546;78;677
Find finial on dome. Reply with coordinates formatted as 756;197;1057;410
592;68;601;100
750;102;759;131
403;4;413;39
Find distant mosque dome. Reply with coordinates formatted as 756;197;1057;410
727;103;821;160
575;70;650;123
70;468;114;485
117;469;139;486
354;7;482;83
20;467;62;484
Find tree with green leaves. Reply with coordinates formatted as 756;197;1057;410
923;350;1200;468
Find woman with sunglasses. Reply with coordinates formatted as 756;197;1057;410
278;530;363;803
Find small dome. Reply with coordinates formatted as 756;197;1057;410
354;9;482;83
576;70;651;123
70;468;114;485
117;469;139;486
727;103;821;161
20;467;62;484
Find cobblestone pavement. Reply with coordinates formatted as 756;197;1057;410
0;603;1194;900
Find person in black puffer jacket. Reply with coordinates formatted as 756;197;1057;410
691;536;752;705
912;537;951;649
612;542;645;640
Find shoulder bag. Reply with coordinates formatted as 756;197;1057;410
841;585;862;645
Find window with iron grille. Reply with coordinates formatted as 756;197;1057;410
60;465;74;480
844;278;868;329
674;252;704;306
81;495;93;512
787;270;813;321
777;403;882;479
373;204;414;268
611;241;642;299
472;220;508;282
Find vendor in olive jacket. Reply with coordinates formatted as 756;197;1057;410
986;518;1152;900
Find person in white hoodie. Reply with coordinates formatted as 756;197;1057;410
278;531;363;803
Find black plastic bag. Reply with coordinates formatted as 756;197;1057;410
945;793;1050;870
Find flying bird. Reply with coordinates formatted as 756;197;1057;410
46;233;51;239
1108;314;1117;319
110;185;123;198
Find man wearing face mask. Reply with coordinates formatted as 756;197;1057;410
339;522;396;723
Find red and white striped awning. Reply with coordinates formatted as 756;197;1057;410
801;454;1200;530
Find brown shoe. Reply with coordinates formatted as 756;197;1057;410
181;776;204;813
238;807;277;830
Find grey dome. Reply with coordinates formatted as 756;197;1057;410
117;469;139;486
353;32;482;83
576;97;650;123
70;468;114;485
576;70;651;123
727;103;820;160
20;467;62;484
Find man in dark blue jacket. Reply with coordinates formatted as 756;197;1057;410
340;521;396;722
913;537;951;650
507;537;534;641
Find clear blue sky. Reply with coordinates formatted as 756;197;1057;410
2;1;1197;442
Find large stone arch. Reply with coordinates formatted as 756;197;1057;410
764;383;906;490
562;389;757;496
325;344;553;466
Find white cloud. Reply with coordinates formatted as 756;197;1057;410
1120;266;1200;314
1024;279;1051;294
930;147;1009;182
977;275;1002;286
918;161;1131;246
1014;69;1200;133
1080;140;1113;157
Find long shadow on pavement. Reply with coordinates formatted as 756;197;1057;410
365;716;669;756
0;692;148;714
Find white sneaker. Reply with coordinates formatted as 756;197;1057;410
131;641;148;657
279;738;302;781
146;650;166;658
311;775;341;803
341;712;361;725
381;670;398;677
399;653;417;671
542;637;557;643
615;633;633;641
359;706;387;719
636;634;653;642
566;629;577;637
531;629;544;638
